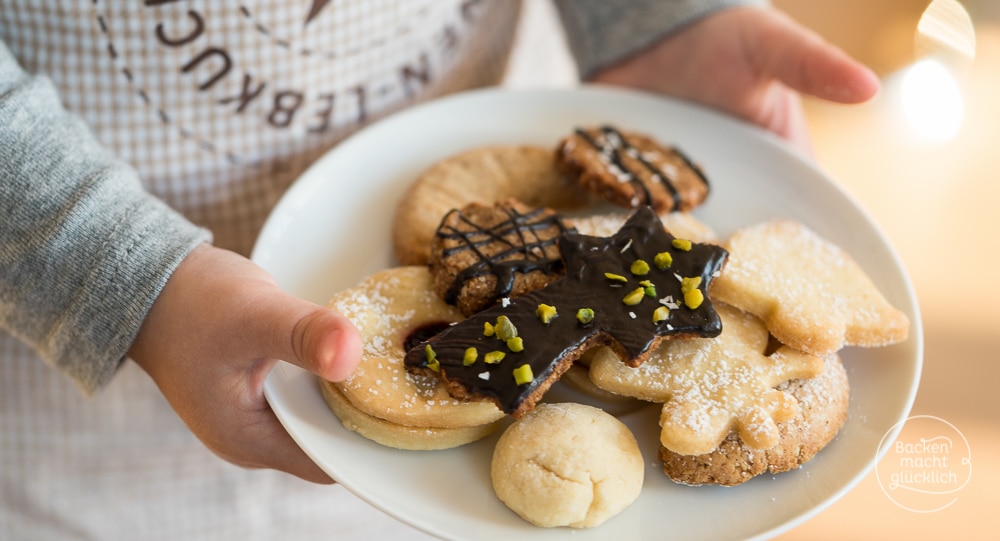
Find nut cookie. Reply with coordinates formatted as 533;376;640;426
659;353;849;486
430;199;573;317
557;125;709;213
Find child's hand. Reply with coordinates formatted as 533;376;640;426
128;243;362;483
590;6;880;154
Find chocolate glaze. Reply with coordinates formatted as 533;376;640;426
404;206;729;415
575;125;710;210
437;205;574;305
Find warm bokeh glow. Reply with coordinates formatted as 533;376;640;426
899;59;964;141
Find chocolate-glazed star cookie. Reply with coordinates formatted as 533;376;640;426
404;206;729;417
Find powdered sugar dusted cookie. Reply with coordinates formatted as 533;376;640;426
326;266;505;433
572;209;717;244
319;379;503;450
491;403;643;528
589;302;825;456
557;125;709;213
710;220;910;356
659;354;849;486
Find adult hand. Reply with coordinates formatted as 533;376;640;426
128;243;363;484
590;6;880;153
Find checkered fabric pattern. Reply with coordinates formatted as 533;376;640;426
0;1;517;539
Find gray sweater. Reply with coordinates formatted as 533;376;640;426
0;0;763;394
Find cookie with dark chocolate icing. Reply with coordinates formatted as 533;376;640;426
557;125;709;213
430;199;574;317
405;206;729;418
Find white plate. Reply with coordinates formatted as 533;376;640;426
251;86;923;541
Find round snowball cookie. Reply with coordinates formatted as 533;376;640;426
490;403;644;528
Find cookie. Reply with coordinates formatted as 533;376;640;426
404;206;729;418
392;145;591;266
318;379;503;450
557;125;709;213
589;302;825;456
325;266;505;439
659;353;849;486
710;220;910;356
572;209;717;243
430;199;573;317
490;403;644;528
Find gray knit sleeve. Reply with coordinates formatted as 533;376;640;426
553;0;769;78
0;42;211;394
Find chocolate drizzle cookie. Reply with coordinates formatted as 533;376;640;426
430;199;574;317
404;206;729;417
558;125;709;212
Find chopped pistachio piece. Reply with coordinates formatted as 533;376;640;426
495;315;518;340
623;287;646;306
680;276;702;293
630;259;650;276
683;288;705;309
506;337;524;353
535;303;558;325
484;350;506;364
483;321;495;337
513;364;534;385
604;272;628;284
654;251;673;269
424;345;440;372
463;347;478;366
576;308;595;324
652;305;670;323
672;238;692;251
640;280;657;297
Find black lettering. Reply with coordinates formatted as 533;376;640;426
400;54;431;97
308;92;336;134
350;85;367;123
180;47;232;90
268;91;304;128
438;25;458;54
145;0;186;5
218;73;267;113
155;10;204;47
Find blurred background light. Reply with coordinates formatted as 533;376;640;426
899;58;964;141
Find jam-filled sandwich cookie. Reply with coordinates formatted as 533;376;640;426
405;206;729;419
320;266;505;450
557;125;710;213
659;354;849;486
391;145;591;266
710;220;910;356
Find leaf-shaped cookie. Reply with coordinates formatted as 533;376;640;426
709;220;909;355
589;303;824;456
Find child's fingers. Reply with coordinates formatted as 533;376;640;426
748;10;880;103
